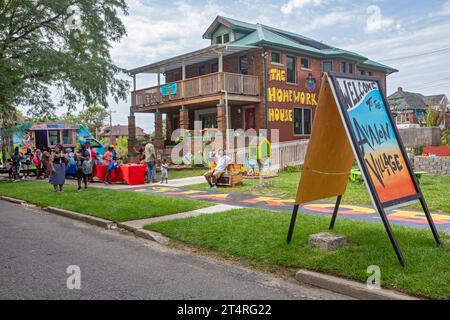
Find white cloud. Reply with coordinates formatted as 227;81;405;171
301;10;354;32
280;0;324;15
364;5;400;33
344;18;450;98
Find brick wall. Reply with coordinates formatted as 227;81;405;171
413;156;450;175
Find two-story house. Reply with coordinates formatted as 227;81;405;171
126;16;397;159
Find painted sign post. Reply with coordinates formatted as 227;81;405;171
287;72;441;266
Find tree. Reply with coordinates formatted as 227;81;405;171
0;1;129;120
77;104;109;137
421;107;444;127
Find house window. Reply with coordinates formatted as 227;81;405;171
322;60;333;73
349;63;354;74
340;62;347;73
368;71;373;76
271;51;282;64
62;130;73;145
198;65;206;76
215;35;222;44
294;108;312;135
49;130;61;146
211;62;218;73
223;33;230;43
239;55;248;74
360;70;366;76
301;57;310;69
286;55;296;83
199;113;217;129
405;112;410;123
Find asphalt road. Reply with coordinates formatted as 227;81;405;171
0;200;349;300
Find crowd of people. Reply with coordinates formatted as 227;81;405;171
5;138;232;191
4;142;115;192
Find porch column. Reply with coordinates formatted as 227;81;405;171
216;101;227;151
179;106;189;130
127;110;139;163
154;110;164;149
218;52;223;72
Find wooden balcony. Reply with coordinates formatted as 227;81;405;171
131;72;260;112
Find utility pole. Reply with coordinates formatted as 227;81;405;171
109;110;116;145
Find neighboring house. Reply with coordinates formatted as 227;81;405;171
388;88;449;129
99;125;146;144
127;15;397;152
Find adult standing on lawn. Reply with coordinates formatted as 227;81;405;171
75;144;92;191
33;149;43;179
11;147;22;182
22;148;33;179
204;149;231;188
85;142;97;183
144;139;157;183
49;144;67;192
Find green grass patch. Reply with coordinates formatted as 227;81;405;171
162;169;206;180
189;172;450;213
0;180;210;222
146;208;450;299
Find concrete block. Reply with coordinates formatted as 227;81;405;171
308;232;347;251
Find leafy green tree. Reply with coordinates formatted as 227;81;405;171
0;0;129;121
77;104;109;137
420;107;444;127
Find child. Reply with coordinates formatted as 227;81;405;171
160;158;169;184
6;159;13;181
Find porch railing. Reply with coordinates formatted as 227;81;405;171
131;72;260;107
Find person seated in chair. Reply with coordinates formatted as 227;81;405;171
204;149;231;189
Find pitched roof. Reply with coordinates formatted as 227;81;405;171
204;16;398;74
424;94;447;106
99;125;146;137
388;89;428;111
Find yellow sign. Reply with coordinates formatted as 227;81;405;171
268;88;317;106
268;108;293;122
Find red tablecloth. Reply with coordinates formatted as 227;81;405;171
94;164;146;185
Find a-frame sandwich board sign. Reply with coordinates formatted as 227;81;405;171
286;72;441;266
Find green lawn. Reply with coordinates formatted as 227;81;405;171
0;180;210;222
189;172;450;213
146;208;450;299
162;168;206;180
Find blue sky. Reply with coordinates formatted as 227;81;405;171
106;0;450;132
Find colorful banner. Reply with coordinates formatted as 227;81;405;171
333;76;417;204
160;83;177;96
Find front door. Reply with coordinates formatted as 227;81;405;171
244;107;256;130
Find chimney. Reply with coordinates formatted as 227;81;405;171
398;87;403;92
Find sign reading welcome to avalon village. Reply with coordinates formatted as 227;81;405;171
333;76;417;205
286;72;441;267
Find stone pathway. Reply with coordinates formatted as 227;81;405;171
118;203;241;231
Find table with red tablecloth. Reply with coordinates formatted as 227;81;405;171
93;164;146;185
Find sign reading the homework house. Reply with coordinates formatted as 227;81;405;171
332;75;417;205
160;83;177;96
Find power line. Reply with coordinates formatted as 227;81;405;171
379;46;450;62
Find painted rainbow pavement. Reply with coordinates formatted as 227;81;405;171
129;185;450;233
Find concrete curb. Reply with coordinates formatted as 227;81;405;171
117;222;170;245
0;195;26;205
44;207;115;230
295;269;420;300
